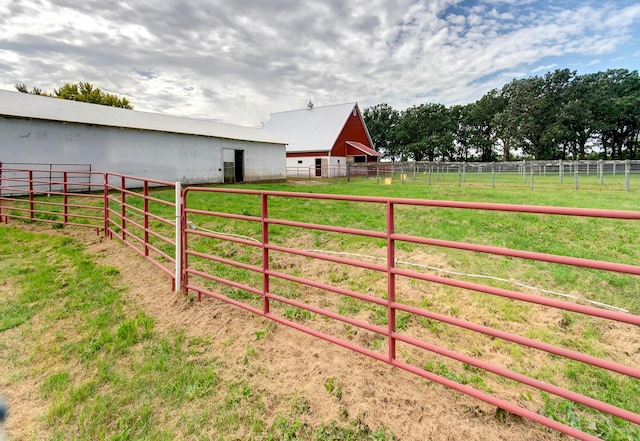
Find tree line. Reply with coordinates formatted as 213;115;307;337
15;82;133;109
363;69;640;162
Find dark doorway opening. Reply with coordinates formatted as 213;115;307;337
234;150;244;183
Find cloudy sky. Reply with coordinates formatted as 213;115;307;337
1;0;639;127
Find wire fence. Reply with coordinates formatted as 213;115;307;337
348;160;639;191
286;165;349;179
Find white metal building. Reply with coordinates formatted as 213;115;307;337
0;89;286;184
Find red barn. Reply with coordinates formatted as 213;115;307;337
263;102;379;177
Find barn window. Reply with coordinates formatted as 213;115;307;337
354;156;366;163
297;160;303;164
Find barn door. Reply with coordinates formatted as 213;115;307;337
234;150;244;183
315;158;322;177
223;149;235;183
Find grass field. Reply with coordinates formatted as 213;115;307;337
1;177;639;440
1;226;403;440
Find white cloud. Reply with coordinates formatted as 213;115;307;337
531;63;559;73
0;0;639;124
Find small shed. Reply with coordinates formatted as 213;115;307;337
263;102;379;177
0;89;286;184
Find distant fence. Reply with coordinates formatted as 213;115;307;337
287;165;348;179
0;167;179;288
348;160;639;191
0;166;105;230
1;166;640;441
0;162;93;196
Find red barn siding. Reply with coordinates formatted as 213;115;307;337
331;106;374;158
287;151;328;158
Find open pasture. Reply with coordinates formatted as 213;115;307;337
1;177;639;440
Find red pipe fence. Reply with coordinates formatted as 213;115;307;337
1;166;639;440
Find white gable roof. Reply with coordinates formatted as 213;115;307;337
263;102;358;153
0;89;285;145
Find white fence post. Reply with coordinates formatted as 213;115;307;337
491;163;495;188
175;182;182;292
599;159;604;185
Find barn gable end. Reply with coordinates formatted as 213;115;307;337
263;102;378;177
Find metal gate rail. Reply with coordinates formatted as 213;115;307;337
104;173;178;289
3;166;639;440
182;187;640;441
0;167;105;231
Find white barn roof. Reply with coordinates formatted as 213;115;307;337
263;102;362;153
0;89;284;145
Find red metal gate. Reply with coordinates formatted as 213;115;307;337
2;167;639;440
0;166;105;230
104;173;179;289
182;187;640;441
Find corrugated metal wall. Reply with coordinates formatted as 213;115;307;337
1;117;286;185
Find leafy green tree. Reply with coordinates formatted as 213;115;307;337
361;67;640;162
15;83;45;95
557;73;597;159
459;89;506;162
494;80;528;160
15;82;133;109
539;69;576;159
395;104;455;161
363;103;401;161
493;110;517;161
499;72;569;160
450;104;473;161
593;69;640;159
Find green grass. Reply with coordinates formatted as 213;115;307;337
0;226;394;440
537;362;640;440
2;177;639;440
423;360;492;393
